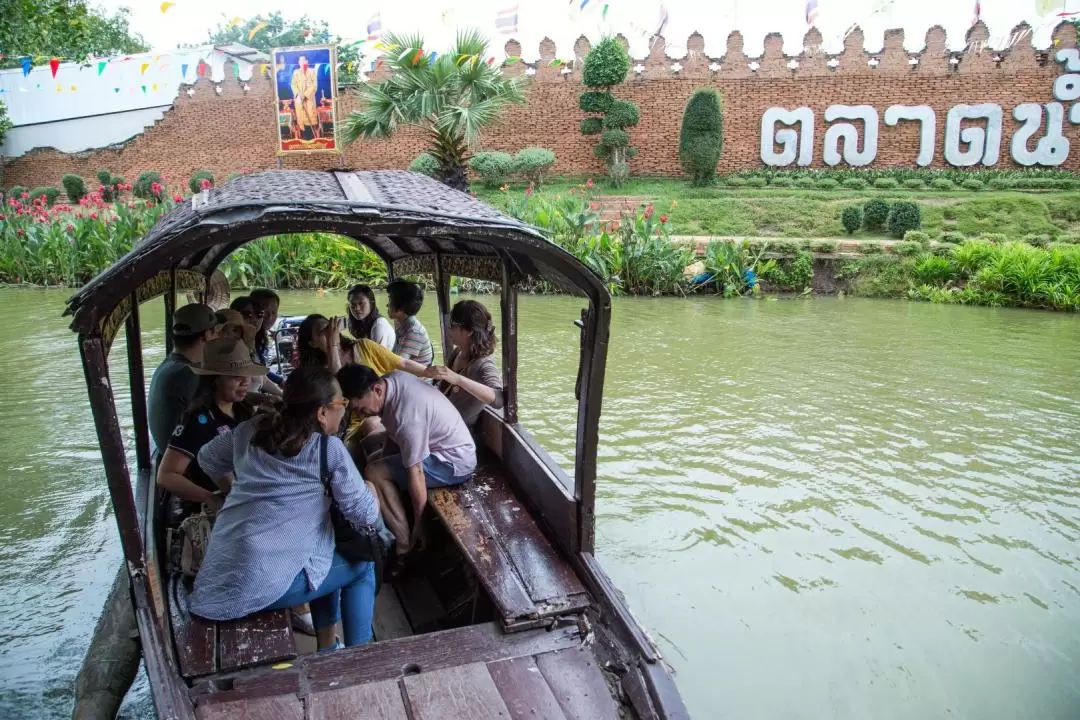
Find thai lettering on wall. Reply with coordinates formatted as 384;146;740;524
760;49;1078;169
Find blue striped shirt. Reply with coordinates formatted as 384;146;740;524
189;420;379;620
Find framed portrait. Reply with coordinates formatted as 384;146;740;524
271;45;339;155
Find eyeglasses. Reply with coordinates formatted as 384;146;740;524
327;398;348;408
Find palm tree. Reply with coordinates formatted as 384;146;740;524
341;30;525;191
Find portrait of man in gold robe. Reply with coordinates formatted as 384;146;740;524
272;45;338;154
290;55;320;140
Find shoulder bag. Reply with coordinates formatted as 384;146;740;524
319;433;389;592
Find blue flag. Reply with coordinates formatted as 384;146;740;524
21;56;32;76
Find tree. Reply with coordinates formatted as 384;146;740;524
341;30;525;191
579;37;638;187
207;13;362;85
0;0;147;69
679;89;723;186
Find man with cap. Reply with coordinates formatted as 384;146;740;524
148;303;218;454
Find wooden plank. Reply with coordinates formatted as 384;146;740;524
536;648;621;720
577;552;657;662
394;575;447;633
194;694;303;720
168;575;217;678
487;656;567;720
217;610;296;674
403;663;510;720
373;586;413;641
310;680;408;720
620;666;659;720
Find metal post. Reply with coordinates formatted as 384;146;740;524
125;295;151;472
500;259;519;425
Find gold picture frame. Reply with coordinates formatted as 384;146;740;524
271;44;339;156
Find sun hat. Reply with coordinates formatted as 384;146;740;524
214;308;257;349
173;303;218;336
192;338;268;377
184;270;231;310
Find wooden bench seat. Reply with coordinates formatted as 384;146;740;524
429;459;591;630
168;574;296;679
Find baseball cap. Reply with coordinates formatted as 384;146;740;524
173;303;217;336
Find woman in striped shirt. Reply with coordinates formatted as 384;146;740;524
191;366;380;649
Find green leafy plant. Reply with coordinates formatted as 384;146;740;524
469;151;515;188
759;250;813;291
0;100;12;149
409;153;439;177
888;201;921;238
8;185;26;200
189;170;214;193
892;241;923;256
28;187;60;206
857;242;885;255
62;174;87;204
980;233;1008;244
912;253;957;286
874;177;899;189
743;176;766;188
843;178;869;189
726;176;748;187
133;171;163;200
770;176;792;187
580;36;638;187
903;178;925;189
341;30;525;190
817;178;839;190
941;231;967;244
514;147;556;186
932;178;956;191
863;199;890;230
811;240;838;252
904;230;931;248
961;179;985;192
678;88;723;186
841;205;863;234
1024;234;1052;247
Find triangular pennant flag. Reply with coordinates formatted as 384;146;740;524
55;83;62;92
114;87;120;93
248;21;268;41
160;1;175;12
197;62;207;77
152;83;158;90
602;3;609;19
428;51;438;63
49;57;60;77
140;62;149;75
141;85;147;94
97;61;107;76
21;57;32;76
70;84;76;91
181;63;188;78
412;48;424;65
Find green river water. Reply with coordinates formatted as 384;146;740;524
0;288;1078;719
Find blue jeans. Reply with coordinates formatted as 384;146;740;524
267;552;376;646
383;453;473;491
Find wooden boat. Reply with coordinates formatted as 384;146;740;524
65;170;689;719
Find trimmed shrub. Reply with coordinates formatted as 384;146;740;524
579;91;614;113
903;178;925;189
1023;234;1052;247
904;230;931;248
189;169;214;193
932;178;956;191
8;185;26;200
29;186;60;206
941;231;967;244
874;177;899;189
817;178;840;190
887;201;921;238
863;199;890;230
678;88;723;187
514;147;556;186
469;151;516;188
604;98;641;128
811;240;839;252
769;239;800;254
794;177;816;189
600;129;630;151
96;169;111;186
843;178;869;190
893;241;923;256
725;176;747;187
980;233;1008;244
988;178;1014;190
61;174;87;203
961;179;985;192
133;171;164;199
841;205;863;234
582;37;631;87
580;117;603;135
770;176;792;187
934;241;960;256
857;242;885;255
96;168;122;201
743;176;766;188
409;153;439;177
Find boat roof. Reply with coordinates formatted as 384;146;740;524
64;169;608;337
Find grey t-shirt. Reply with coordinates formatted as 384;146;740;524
148;352;198;453
380;371;476;477
444;347;504;426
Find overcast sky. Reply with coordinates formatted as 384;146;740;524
97;0;1073;60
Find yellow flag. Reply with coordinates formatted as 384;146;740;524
140;62;149;75
227;16;243;30
1035;0;1062;16
160;2;175;13
248;21;268;41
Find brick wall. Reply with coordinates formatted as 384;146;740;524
5;21;1077;190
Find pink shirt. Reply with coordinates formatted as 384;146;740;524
380;372;476;476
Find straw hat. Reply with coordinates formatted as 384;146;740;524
193;338;268;377
214;308;256;349
185;270;231;311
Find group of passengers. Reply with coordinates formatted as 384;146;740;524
147;281;504;650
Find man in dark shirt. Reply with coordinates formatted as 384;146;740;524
147;303;218;454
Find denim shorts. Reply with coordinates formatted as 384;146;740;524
383;453;473;491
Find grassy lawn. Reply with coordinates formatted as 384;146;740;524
474;178;1080;241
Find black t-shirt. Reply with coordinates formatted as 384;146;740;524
167;402;250;491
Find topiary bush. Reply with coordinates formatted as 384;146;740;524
903;178;925;190
678;88;723;187
941;231;966;244
770;176;792;187
874;177;899;189
725;176;747;187
841;205;863;234
743;176;766;188
604;99;640;128
1023;233;1052;247
580;117;603;135
932;178;955;191
892;241;923;256
904;230;931;248
96;168;123;201
29;187;60;206
863;199;890;230
794;177;817;189
817;178;839;190
579;91;614;113
514;147;556;186
843;178;869;190
8;185;26;200
857;242;885;255
61;174;87;204
133;171;163;200
409;153;439;177
811;240;839;252
468;151;516;188
580;36;637;186
189;170;214;193
980;233;1008;244
887;200;922;238
961;179;985;192
988;178;1014;190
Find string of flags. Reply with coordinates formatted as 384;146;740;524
496;6;519;35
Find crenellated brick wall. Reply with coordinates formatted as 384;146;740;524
5;20;1078;191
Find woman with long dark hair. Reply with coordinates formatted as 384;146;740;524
424;300;504;426
190;365;380;649
346;284;395;350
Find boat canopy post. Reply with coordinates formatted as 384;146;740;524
432;253;452;364
125;295;152;473
500;257;519;425
573;301;609;554
163;269;176;355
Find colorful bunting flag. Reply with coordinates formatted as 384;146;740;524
602;4;609;20
550;58;564;66
97;61;107;76
580;0;592;9
181;63;189;78
21;57;32;76
141;85;147;94
249;21;268;41
49;57;60;77
227;16;243;29
971;0;981;26
428;51;438;63
160;1;175;12
656;4;669;36
367;13;382;39
140;62;149;75
496;6;519;34
487;56;495;65
806;0;819;25
412;48;424;65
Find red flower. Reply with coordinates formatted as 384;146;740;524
586;179;594;188
0;214;5;221
90;212;98;220
524;185;534;196
643;204;654;219
21;192;29;199
98;185;106;193
16;228;24;236
200;178;211;190
151;182;163;196
146;201;154;208
174;193;184;202
125;183;133;191
659;214;668;223
65;224;75;233
589;202;599;210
